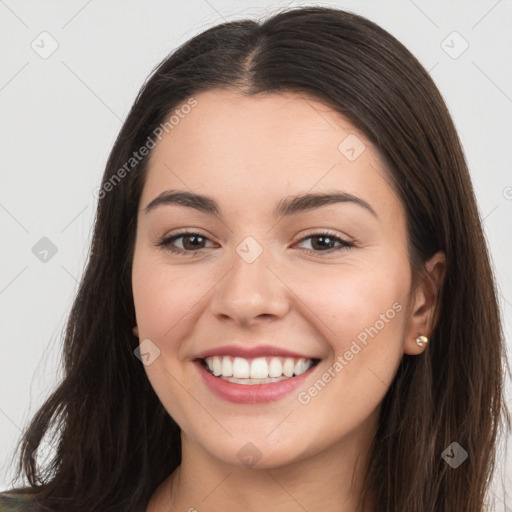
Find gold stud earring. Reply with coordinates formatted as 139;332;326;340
416;335;428;348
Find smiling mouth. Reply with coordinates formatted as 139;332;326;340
199;355;321;385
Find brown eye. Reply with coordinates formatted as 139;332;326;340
296;232;354;256
156;231;213;255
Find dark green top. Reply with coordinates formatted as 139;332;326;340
0;492;149;511
0;492;34;511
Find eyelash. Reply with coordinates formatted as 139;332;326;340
155;229;354;257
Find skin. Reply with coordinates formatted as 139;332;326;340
131;89;446;512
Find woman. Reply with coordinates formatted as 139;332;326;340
1;5;509;512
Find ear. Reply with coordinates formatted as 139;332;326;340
404;250;446;355
132;325;139;337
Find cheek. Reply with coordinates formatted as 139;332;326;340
297;259;410;405
131;249;201;422
297;258;411;342
132;249;205;338
293;258;411;412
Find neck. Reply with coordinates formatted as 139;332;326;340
147;410;378;512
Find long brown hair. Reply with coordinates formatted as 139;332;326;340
2;6;510;512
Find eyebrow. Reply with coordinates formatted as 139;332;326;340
144;189;378;218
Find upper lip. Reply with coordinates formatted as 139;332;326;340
194;344;319;360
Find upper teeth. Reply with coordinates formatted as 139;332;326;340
204;356;314;379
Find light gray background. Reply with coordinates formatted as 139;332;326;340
1;0;511;508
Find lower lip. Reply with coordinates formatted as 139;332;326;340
195;360;319;404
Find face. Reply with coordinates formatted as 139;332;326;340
131;89;427;469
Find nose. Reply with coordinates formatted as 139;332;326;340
208;243;290;328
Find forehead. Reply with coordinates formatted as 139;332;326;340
141;89;402;223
